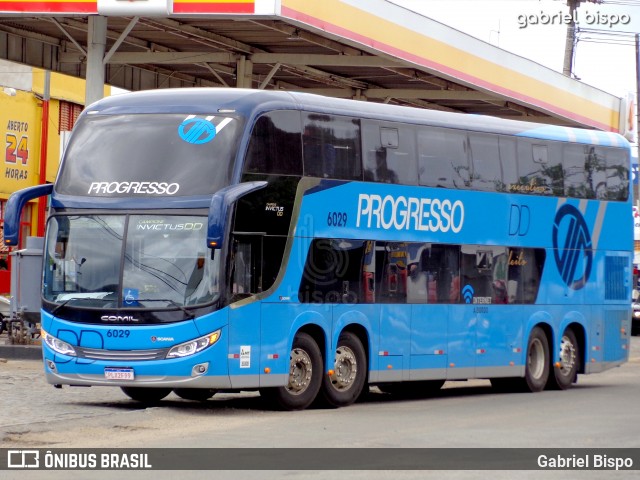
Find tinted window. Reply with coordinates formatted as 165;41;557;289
299;238;368;303
244;111;302;175
374;242;409;303
410;243;461;304
604;147;629;201
460;245;543;305
362;121;417;184
57;114;241;197
469;133;502;192
514;139;563;196
563;144;592;198
303;114;361;180
499;136;518;193
418;128;470;188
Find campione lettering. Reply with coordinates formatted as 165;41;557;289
356;193;464;233
88;181;180;195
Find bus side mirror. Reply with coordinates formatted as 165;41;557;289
4;184;54;246
207;181;267;250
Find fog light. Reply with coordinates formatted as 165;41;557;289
191;362;209;377
46;360;57;372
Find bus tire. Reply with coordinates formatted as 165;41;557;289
491;326;550;393
260;332;322;411
120;387;172;403
546;328;579;390
320;332;367;407
173;388;217;401
523;326;550;392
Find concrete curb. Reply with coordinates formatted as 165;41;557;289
0;344;42;360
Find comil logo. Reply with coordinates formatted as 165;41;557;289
552;204;593;290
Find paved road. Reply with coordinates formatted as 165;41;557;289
1;335;639;480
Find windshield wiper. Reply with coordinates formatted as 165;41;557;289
51;297;113;316
134;299;195;319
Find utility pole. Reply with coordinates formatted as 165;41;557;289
563;0;602;77
563;0;579;76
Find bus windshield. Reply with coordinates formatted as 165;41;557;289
43;215;220;309
55;113;242;197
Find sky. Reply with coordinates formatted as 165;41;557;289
391;0;639;99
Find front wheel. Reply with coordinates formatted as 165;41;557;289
546;329;579;390
320;332;367;407
260;332;323;410
121;387;172;403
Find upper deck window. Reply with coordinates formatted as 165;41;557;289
302;113;362;180
56;113;243;197
244;111;303;176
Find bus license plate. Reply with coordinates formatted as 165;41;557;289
104;367;135;380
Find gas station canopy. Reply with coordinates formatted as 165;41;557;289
0;0;631;134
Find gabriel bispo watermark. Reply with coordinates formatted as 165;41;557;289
517;10;631;29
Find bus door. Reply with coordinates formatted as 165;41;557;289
451;246;520;379
375;242;410;381
409;244;450;379
227;232;265;387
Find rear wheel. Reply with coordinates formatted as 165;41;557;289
173;388;217;401
121;387;172;403
491;326;550;393
523;327;550;392
320;332;367;407
260;332;322;410
546;329;579;390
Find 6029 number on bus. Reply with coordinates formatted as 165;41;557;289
327;212;347;227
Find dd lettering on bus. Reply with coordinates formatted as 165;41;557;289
509;204;530;236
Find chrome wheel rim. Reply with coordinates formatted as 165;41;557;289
286;347;313;395
557;334;577;377
329;346;357;391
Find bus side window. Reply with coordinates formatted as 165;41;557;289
244;111;302;176
303;114;362;181
516;139;563;196
418;127;469;189
564;144;592;199
298;239;368;304
499;136;517;193
421;244;460;303
604;147;629;201
469;133;502;192
363;121;417;185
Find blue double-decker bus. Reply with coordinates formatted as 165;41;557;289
5;89;632;410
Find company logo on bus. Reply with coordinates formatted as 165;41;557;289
552;204;593;290
356;193;464;233
178;117;217;144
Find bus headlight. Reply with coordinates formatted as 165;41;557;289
42;329;77;357
166;330;221;359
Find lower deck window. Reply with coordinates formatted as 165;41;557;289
298;239;545;305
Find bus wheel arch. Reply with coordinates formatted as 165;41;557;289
260;328;324;410
546;324;582;390
320;326;369;407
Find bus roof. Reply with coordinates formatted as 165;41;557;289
88;88;630;149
